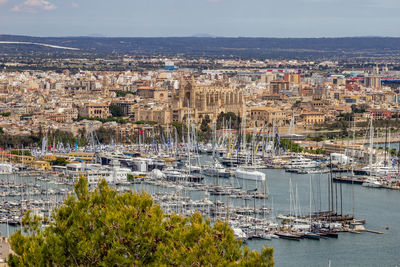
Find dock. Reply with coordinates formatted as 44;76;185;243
363;229;383;234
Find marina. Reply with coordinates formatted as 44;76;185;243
0;166;399;266
0;117;399;266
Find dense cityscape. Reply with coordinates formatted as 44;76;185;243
0;41;399;265
1;0;400;264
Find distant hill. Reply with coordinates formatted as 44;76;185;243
1;35;400;59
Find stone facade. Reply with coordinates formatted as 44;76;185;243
79;103;110;119
171;78;245;123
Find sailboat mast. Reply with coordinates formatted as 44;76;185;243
384;119;388;166
309;175;312;224
166;123;169;156
187;101;191;175
352;119;356;176
329;154;334;213
212;122;216;162
388;127;391;166
262;122;265;160
242;110;246;152
289;177;293;221
369;116;374;169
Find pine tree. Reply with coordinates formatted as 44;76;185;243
8;177;274;266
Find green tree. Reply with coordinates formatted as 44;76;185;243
292;100;301;108
8;177;274;266
310;136;324;142
115;90;135;97
50;158;69;166
109;104;124;117
95;127;116;144
216;112;241;130
171;122;187;142
199;115;212;142
10;150;31;156
351;104;369;114
279;139;303;153
77;116;130;124
48;129;76;147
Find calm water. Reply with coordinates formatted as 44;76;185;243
246;169;400;267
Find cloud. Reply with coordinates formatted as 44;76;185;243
71;2;79;8
12;0;57;12
0;0;7;5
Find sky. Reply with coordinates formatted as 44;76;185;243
0;0;400;37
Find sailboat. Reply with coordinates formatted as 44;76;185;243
303;176;320;240
202;122;231;178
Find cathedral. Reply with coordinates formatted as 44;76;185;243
171;77;245;123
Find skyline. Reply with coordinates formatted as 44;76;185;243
0;0;400;38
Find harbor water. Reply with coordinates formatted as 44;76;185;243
246;169;400;267
1;167;399;266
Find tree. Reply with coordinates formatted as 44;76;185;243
95;127;116;144
199;115;212;142
171;122;187;142
9;177;273;266
0;112;10;117
115;90;135;97
351;104;368;114
216;112;241;130
50;157;69;166
279;139;303;153
310;136;324;142
48;129;76;147
292;100;301;108
10;150;31;156
339;112;353;122
11;177;274;265
109;104;124;117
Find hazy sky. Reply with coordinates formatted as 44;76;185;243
1;0;400;37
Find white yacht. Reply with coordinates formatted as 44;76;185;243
202;162;230;178
163;168;204;183
232;227;247;240
0;163;13;174
65;160;131;184
362;177;382;188
362;165;398;176
284;156;319;169
234;168;266;181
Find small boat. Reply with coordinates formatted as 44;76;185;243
316;232;328;239
270;234;279;239
304;233;321;240
362;178;382;188
202;162;230;178
275;232;301;241
233;227;247;240
261;233;272;240
325;231;339;238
